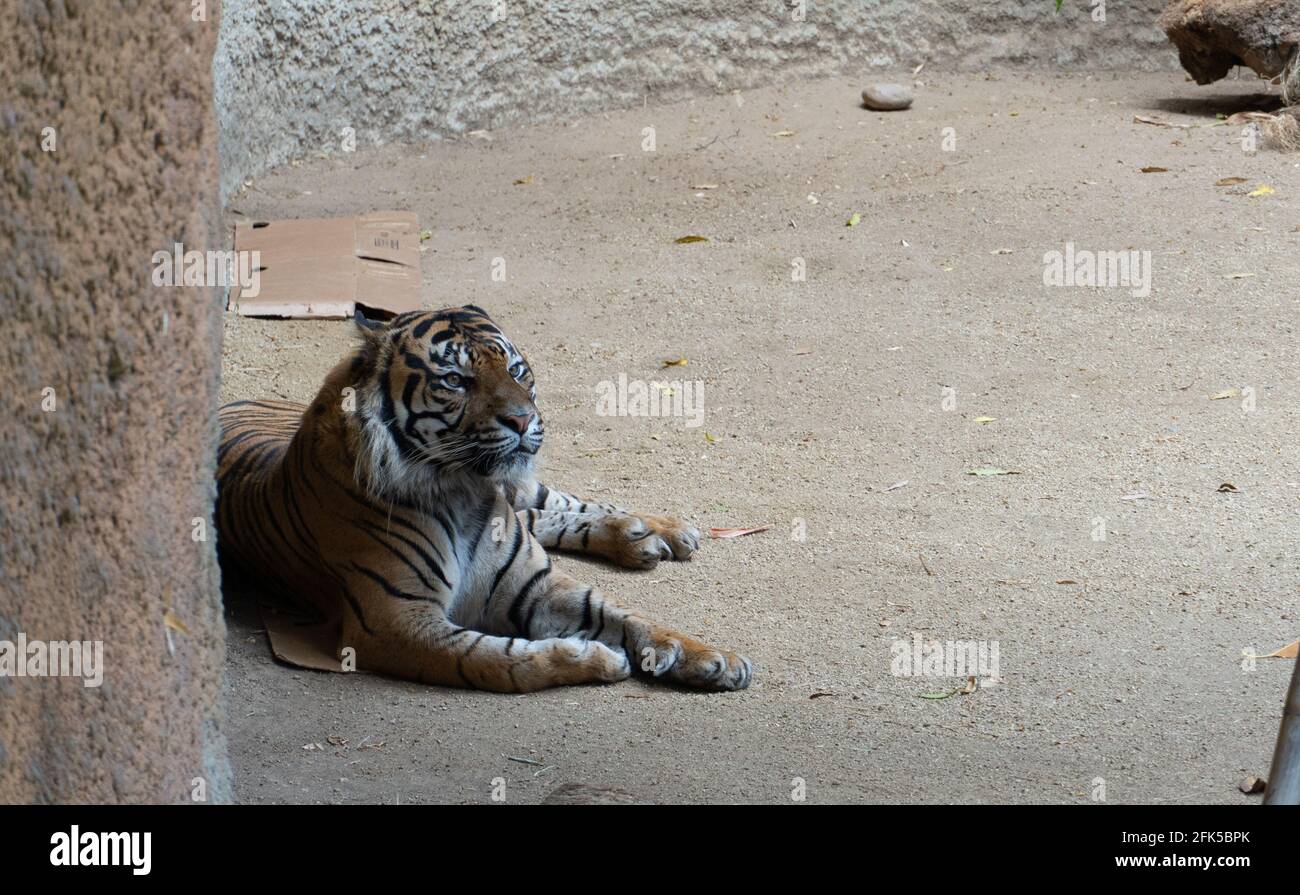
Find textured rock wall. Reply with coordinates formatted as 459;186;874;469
0;0;231;803
214;0;1176;199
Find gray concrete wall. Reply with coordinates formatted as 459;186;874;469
214;0;1176;199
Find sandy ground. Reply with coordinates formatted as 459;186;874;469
219;71;1300;804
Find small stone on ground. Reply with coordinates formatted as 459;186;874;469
862;83;913;110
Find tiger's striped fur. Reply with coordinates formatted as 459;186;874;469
215;305;751;692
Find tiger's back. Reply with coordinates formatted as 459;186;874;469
217;399;302;484
215;399;315;598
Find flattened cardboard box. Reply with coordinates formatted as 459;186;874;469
230;211;421;318
260;604;352;673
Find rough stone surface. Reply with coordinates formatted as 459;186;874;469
213;0;1175;200
1159;0;1300;84
0;0;231;803
862;83;914;110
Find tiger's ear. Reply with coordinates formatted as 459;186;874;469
354;308;386;340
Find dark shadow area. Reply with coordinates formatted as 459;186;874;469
1148;90;1282;118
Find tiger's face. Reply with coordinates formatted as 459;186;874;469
358;305;543;482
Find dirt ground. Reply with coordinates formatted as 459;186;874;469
219;71;1299;804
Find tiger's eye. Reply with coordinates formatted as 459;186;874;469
442;373;464;389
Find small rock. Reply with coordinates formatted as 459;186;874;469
861;83;913;111
1239;775;1266;795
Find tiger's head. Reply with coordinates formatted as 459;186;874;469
347;305;543;497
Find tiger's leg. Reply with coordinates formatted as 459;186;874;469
512;480;700;568
338;592;630;693
481;564;751;691
517;508;700;569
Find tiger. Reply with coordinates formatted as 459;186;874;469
215;304;752;693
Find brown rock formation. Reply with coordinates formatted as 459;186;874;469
0;1;230;802
1159;0;1300;85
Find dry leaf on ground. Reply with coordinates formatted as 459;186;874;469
1134;115;1193;129
1226;112;1276;125
709;525;771;539
1250;640;1299;660
921;677;978;699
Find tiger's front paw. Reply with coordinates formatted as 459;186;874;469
641;515;701;561
629;625;753;692
603;514;700;569
537;638;631;688
674;647;752;691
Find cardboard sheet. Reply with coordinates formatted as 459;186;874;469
230;211;421;318
260;604;352;673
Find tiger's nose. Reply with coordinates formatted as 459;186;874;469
499;412;534;434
